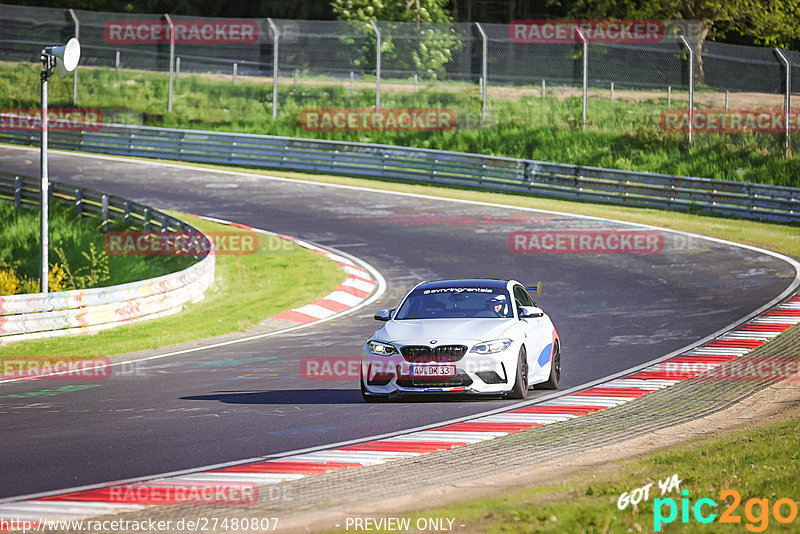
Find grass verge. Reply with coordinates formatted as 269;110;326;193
372;403;800;533
0;201;194;293
2;61;799;187
0;213;346;358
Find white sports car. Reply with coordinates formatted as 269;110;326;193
361;279;561;401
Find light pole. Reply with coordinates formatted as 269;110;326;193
39;38;80;294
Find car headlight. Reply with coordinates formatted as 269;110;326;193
368;340;398;356
470;339;512;354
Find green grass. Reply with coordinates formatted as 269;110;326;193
0;201;193;290
2;61;799;187
0;213;346;358
368;405;800;533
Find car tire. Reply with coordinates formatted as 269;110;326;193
360;374;390;403
506;347;529;399
536;340;561;390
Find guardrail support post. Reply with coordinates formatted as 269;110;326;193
14;176;22;208
101;194;109;232
161;214;168;232
678;36;694;145
575;26;588;130
475;22;488;120
267;18;280;119
68;9;79;105
124;201;131;224
370;20;381;112
75;188;82;217
775;48;792;156
143;207;150;232
163;14;175;113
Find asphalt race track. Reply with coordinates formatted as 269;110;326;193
0;146;796;499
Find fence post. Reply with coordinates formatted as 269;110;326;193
413;73;418;93
724;89;729;110
574;26;588;130
294;68;299;87
610;81;614;102
163;14;175;112
678;36;694;145
370;20;381;112
175;57;180;82
541;79;545;98
68;9;79;105
233;62;237;84
475;22;488;120
267;18;279;119
350;71;354;95
115;50;120;72
775;48;791;156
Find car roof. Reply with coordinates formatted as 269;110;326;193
414;279;515;291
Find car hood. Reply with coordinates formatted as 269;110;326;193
375;318;515;344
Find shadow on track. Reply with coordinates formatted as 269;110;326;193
181;389;508;405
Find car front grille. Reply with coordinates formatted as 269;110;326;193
400;345;468;362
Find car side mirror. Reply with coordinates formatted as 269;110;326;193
374;308;394;321
519;306;544;319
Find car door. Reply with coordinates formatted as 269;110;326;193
513;285;552;377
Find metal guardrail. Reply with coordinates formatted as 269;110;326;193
0;172;215;342
1;120;798;223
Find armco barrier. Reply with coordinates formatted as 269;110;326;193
0;173;215;342
1;119;798;223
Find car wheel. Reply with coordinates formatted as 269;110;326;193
537;340;561;390
506;347;529;399
360;373;390;403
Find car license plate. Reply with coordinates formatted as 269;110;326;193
407;364;455;377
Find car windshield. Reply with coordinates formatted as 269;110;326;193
395;286;513;319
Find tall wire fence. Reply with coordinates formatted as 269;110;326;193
0;3;797;161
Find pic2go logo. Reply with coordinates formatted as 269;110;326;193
654;489;799;532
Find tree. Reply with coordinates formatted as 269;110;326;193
331;0;462;79
554;0;800;82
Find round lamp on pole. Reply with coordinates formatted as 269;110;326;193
40;38;80;293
